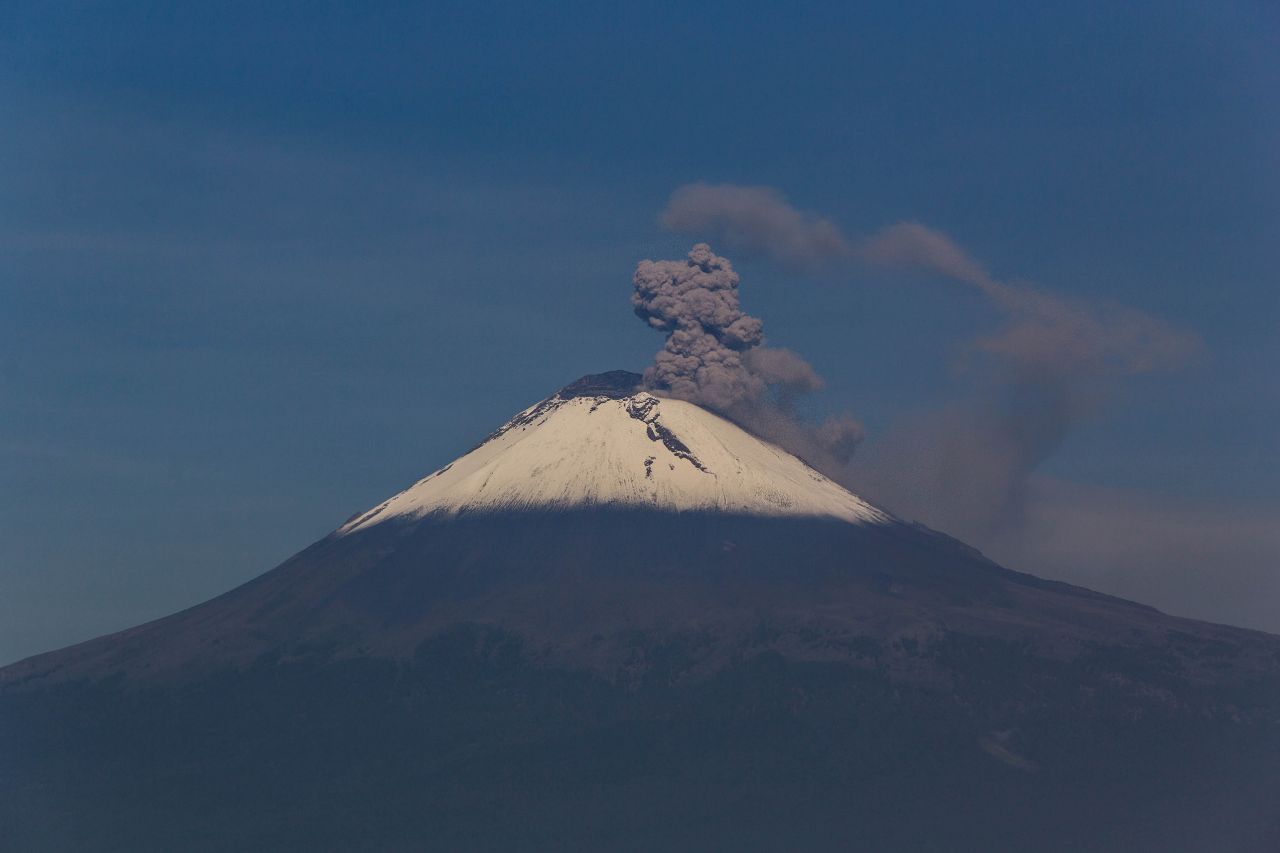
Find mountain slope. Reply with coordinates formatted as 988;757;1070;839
2;372;1279;852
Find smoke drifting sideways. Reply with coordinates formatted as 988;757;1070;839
632;243;864;472
660;183;1201;535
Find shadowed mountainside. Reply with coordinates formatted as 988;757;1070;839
4;373;1279;851
4;511;1280;852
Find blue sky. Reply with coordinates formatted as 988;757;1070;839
2;1;1277;663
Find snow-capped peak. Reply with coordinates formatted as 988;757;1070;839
338;372;891;534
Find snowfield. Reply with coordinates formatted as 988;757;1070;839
340;388;890;533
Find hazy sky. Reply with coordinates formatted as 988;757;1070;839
2;1;1277;664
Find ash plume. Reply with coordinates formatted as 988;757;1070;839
632;243;863;470
660;183;1200;531
857;221;990;286
659;184;852;268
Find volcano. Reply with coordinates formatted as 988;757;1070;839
4;372;1279;852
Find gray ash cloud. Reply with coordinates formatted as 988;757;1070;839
660;183;1200;531
631;243;764;410
631;243;863;469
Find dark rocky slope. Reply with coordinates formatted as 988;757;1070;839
4;510;1279;851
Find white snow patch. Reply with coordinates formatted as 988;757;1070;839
339;392;891;534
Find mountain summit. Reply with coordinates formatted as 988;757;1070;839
341;371;887;532
3;373;1279;851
